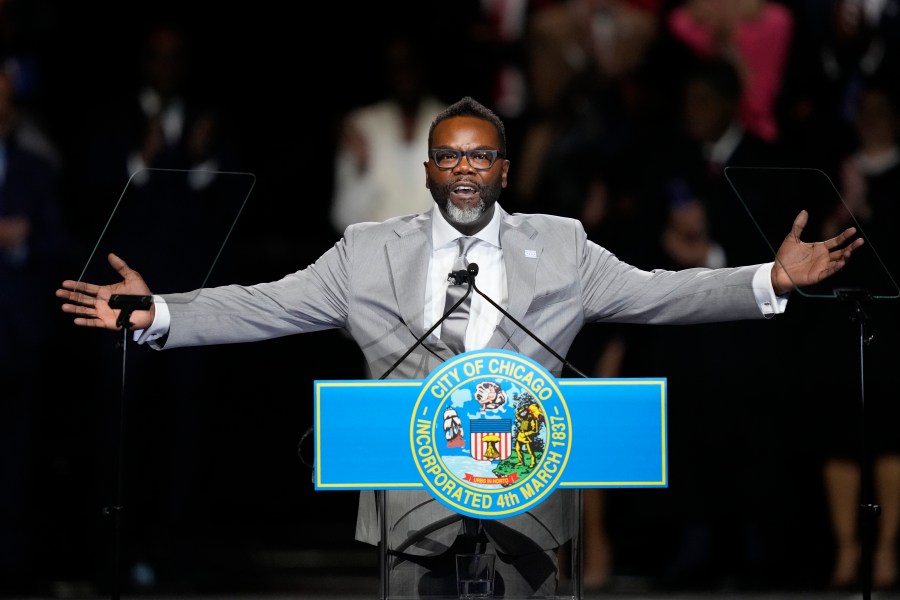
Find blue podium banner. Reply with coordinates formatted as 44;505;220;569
314;350;667;519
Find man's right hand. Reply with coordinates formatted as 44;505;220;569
56;253;155;331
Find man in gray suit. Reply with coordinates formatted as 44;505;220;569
58;96;863;597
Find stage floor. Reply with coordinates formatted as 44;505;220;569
14;575;900;600
9;589;900;600
9;547;899;600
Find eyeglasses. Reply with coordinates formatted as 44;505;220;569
429;148;504;170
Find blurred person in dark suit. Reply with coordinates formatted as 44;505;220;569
810;76;900;591
75;21;241;236
0;66;68;592
660;57;793;267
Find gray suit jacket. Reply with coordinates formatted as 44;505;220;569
159;205;769;556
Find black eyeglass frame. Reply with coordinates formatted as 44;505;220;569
428;148;505;170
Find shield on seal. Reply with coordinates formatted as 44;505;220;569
468;418;512;461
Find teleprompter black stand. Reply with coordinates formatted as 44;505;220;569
725;166;899;600
103;295;153;600
74;168;254;599
835;287;880;599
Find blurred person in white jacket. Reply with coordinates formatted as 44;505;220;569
331;34;448;232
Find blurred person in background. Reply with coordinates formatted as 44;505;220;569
811;76;900;591
75;21;242;235
0;0;61;170
0;66;68;593
514;0;662;212
666;0;794;143
781;0;900;169
329;33;447;234
660;57;792;266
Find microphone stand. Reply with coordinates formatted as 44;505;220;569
465;263;589;378
104;294;153;600
379;263;589;380
375;267;482;599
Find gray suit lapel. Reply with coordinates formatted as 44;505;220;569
488;213;541;347
386;212;433;341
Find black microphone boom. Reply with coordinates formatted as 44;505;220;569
467;264;588;378
378;263;588;379
378;265;476;379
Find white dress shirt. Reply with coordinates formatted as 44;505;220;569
427;203;506;351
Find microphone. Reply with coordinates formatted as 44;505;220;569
466;265;588;378
448;262;479;285
108;294;154;329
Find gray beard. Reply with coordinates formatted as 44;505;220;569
444;198;486;225
428;173;501;227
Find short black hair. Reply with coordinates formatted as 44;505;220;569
428;96;507;156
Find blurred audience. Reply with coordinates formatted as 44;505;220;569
6;2;900;594
514;0;662;212
781;0;900;167
0;0;61;170
660;56;792;266
73;21;241;236
666;0;794;143
813;76;900;591
463;0;542;121
524;0;661;117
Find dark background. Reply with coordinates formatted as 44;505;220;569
3;0;895;596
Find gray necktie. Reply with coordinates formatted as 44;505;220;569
441;237;476;354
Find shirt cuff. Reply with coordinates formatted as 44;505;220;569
752;263;789;317
132;295;171;344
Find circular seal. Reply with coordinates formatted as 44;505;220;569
410;349;573;519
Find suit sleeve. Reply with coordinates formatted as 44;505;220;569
575;221;766;325
160;233;353;349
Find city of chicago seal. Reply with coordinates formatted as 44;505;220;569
410;349;573;519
